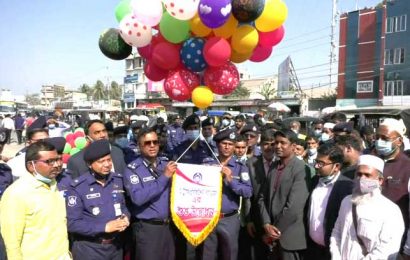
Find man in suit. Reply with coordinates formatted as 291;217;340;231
258;129;310;260
66;120;126;178
306;143;353;259
239;129;276;260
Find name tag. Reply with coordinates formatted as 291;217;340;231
143;176;155;182
114;203;122;217
86;193;101;199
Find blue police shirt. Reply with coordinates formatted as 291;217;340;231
66;171;130;237
0;163;12;199
56;170;72;199
173;139;214;164
203;157;253;213
167;124;184;152
123;156;171;220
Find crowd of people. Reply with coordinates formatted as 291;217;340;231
0;109;409;260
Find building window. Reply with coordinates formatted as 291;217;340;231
386;15;407;33
394;48;405;64
384;80;405;96
384;49;394;65
399;15;407;32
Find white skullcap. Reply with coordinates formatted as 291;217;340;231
357;154;384;174
380;118;407;137
323;122;336;129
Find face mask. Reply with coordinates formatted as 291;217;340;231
221;119;230;127
206;136;213;143
319;165;336;183
48;124;55;129
375;139;396;156
292;129;299;134
115;137;129;148
321;133;330;142
31;162;53;184
296;155;303;160
357;177;380;194
186;130;200;141
314;130;322;137
307;148;317;156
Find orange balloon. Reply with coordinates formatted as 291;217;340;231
230;49;253;63
190;15;212;37
213;15;239;39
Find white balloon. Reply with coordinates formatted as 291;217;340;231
119;14;153;48
162;0;200;20
131;0;163;26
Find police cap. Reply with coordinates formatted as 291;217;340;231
44;137;66;154
182;114;200;130
83;139;111;163
240;123;260;135
333;122;353;133
213;128;237;143
113;125;129;136
27;116;47;134
202;117;214;127
130;121;146;129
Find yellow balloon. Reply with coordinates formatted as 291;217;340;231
231;25;259;54
230;49;253;63
213;14;238;39
190;15;212;37
255;0;288;32
192;86;214;109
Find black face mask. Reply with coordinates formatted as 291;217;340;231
91;169;109;181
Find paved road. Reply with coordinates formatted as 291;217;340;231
3;142;25;158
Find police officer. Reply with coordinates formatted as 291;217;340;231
198;128;253;260
167;115;184;153
125;121;147;164
66;139;130;260
240;123;262;158
123;127;177;260
201;116;218;155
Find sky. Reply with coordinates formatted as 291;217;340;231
0;0;382;96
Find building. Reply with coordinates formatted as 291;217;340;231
41;84;65;107
337;0;409;107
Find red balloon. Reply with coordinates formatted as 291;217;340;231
258;26;285;47
152;42;181;70
73;131;85;139
62;154;70;164
203;37;231;67
66;133;75;142
164;69;200;101
137;44;153;59
204;62;240;95
144;61;168;81
250;45;273;62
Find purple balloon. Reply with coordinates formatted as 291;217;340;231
198;0;232;29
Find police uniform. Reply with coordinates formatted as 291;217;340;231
199;129;253;260
166;115;185;153
123;156;175;260
240;123;262;157
201;117;218;156
66;140;130;260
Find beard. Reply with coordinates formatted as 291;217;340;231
351;185;379;205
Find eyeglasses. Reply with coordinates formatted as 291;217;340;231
314;160;334;168
144;140;159;146
34;157;62;166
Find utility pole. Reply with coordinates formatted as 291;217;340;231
330;0;339;89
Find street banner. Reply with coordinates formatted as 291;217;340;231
170;163;222;246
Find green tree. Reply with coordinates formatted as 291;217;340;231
78;83;92;100
109;81;122;100
224;83;250;99
257;81;276;100
92;80;106;100
25;93;41;106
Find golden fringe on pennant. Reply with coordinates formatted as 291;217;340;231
170;168;223;247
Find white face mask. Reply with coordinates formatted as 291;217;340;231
321;133;330;142
307;148;317;156
357;177;380;194
296;155;304;160
186;130;200;141
221;119;230;127
31;161;53;184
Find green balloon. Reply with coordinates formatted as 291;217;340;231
70;147;81;156
159;12;190;44
115;0;132;23
75;127;84;133
63;143;72;154
99;28;132;60
74;137;88;150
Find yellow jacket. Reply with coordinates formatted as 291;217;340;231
0;174;70;260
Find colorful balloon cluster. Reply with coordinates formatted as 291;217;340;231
102;0;287;109
62;128;89;164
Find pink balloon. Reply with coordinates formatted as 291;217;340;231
203;37;231;67
144;61;168;81
204;62;240;95
164;69;199;101
250;45;273;62
258;26;285;47
152;42;181;70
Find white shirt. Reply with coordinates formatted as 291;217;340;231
330;190;404;260
48;121;71;138
7;152;30;180
2;117;14;130
309;172;340;246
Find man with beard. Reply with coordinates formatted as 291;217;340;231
330;154;404;260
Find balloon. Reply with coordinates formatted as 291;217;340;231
152;42;181;70
144;61;169;81
164;69;200;101
180;37;207;72
131;0;163;26
63;143;71;154
204;62;240;95
249;45;272;62
255;0;288;32
203;37;231;67
192;86;214;109
66;133;75;142
119;14;153;48
99;28;132;60
74;137;88;150
231;0;265;23
62;154;70;164
163;0;200;20
137;33;166;59
115;0;132;22
198;0;232;28
230;49;253;63
190;15;212;37
70;148;81;156
231;25;259;54
213;14;238;39
258;25;285;47
74;128;84;133
159;12;190;43
63;132;72;138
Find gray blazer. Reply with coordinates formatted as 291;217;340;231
258;156;310;251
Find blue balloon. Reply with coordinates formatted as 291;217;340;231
180;37;208;73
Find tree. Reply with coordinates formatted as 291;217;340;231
92;80;106;100
78;83;92;100
109;81;122;100
25;93;41;106
224;83;250;99
258;81;276;100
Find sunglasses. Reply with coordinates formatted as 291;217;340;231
144;140;159;146
34;157;63;166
